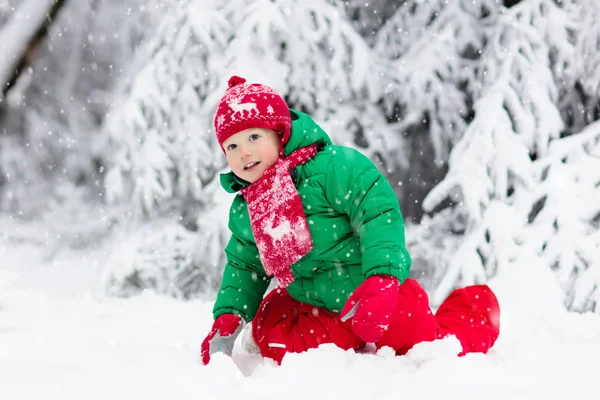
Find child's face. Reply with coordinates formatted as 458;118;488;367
223;128;281;183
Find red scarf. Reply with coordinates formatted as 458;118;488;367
241;144;319;287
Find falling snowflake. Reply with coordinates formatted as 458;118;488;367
267;105;274;115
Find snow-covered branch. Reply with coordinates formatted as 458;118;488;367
521;121;600;312
375;0;500;161
574;0;600;123
0;0;55;98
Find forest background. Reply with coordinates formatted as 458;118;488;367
1;0;599;313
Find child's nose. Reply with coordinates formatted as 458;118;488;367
240;145;252;157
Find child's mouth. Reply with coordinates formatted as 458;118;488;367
244;161;260;171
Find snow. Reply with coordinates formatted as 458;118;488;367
2;229;600;400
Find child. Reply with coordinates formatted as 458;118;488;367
201;76;500;365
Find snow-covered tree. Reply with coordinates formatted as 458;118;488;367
105;176;233;299
365;0;503;218
100;0;233;295
522;122;600;312
0;0;58;98
375;0;504;162
420;0;600;311
103;0;229;217
0;0;171;217
421;0;570;302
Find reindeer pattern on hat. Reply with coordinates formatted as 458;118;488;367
219;83;281;126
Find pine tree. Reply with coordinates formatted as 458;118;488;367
103;0;229;216
420;0;600;311
0;0;170;217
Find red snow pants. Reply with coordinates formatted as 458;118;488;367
252;278;500;364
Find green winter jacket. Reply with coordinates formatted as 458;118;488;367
213;110;411;321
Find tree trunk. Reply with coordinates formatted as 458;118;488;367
0;0;66;102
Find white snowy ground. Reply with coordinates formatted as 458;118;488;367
1;223;600;400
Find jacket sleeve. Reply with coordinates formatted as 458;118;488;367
323;146;411;283
212;198;271;322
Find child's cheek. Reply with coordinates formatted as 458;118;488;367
225;156;237;170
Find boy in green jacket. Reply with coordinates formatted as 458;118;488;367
201;76;500;365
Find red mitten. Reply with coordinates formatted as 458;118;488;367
201;314;243;365
341;275;400;343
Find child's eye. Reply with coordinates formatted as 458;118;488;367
249;134;260;141
226;143;237;151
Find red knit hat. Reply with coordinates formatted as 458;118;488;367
214;76;292;153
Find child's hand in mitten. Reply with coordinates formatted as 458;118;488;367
341;275;399;343
201;314;243;365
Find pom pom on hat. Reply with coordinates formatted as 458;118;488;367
227;75;247;87
214;76;291;153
